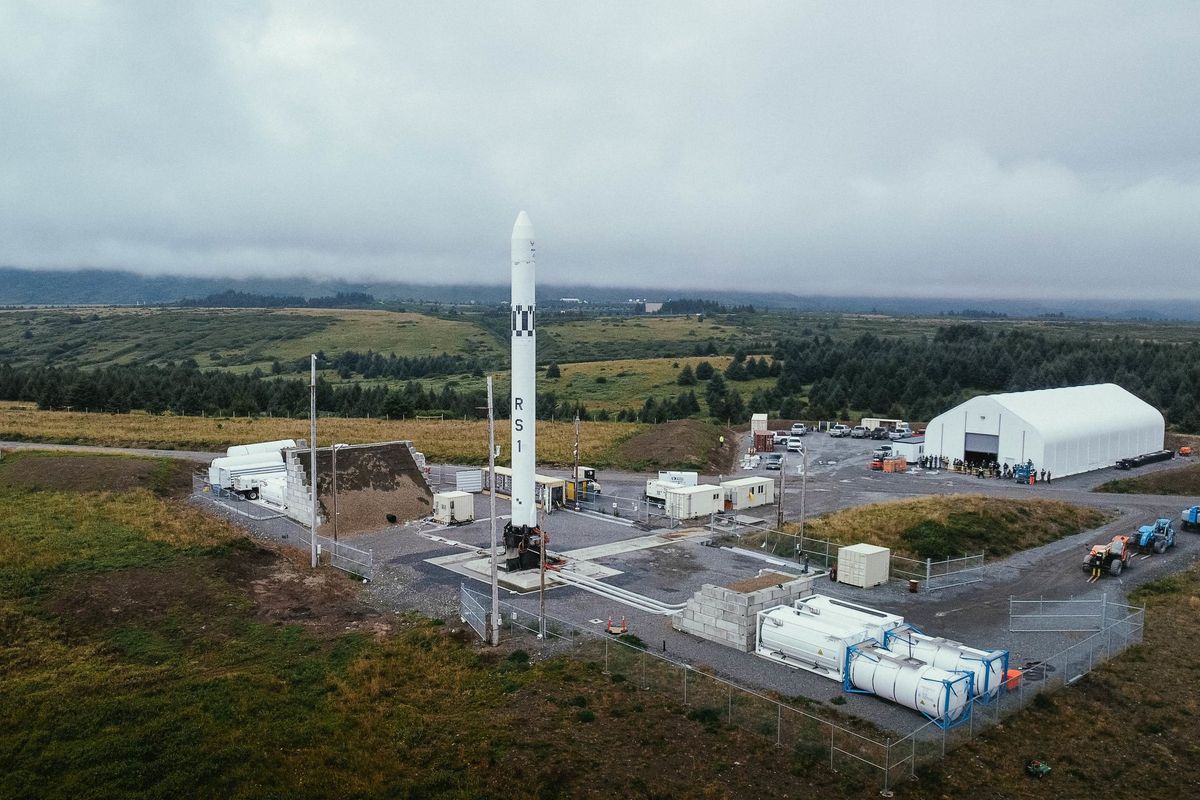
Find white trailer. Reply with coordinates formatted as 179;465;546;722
861;418;902;431
645;470;699;502
891;435;925;464
208;452;286;497
433;491;475;525
664;484;722;520
720;476;774;510
226;439;297;458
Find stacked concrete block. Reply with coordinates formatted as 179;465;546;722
673;572;816;652
282;449;324;528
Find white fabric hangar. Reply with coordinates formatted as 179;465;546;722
923;383;1164;478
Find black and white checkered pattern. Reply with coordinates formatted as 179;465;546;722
511;304;536;336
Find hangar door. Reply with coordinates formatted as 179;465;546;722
964;433;999;464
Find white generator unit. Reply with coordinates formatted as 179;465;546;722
225;439;297;458
720;476;774;510
645;470;699;502
884;625;1009;701
755;604;874;680
836;543;891;588
433;491;475;525
792;594;904;645
845;641;973;727
664;484;722;520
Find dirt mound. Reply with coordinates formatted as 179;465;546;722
45;540;390;640
611;419;738;472
0;453;197;496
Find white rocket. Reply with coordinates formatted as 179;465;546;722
507;211;539;563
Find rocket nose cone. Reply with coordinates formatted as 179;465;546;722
512;210;534;239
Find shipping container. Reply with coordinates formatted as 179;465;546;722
720;476;775;510
836;544;891;588
664;484;723;519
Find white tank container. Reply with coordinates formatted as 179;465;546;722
755;604;874;679
226;439;297;457
792;594;904;644
884;626;1008;700
846;642;972;726
208;452;286;488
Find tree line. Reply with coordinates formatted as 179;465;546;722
178;290;378;309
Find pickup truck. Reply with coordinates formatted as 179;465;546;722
850;426;869;439
829;424;851;438
790;422;808;436
773;430;790;446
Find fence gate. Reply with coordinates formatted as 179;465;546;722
460;583;489;642
1009;595;1109;632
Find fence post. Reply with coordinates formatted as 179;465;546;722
1100;592;1107;632
641;650;647;689
682;666;688;705
910;735;916;779
604;638;609;674
727;684;733;725
883;737;892;797
830;724;836;771
776;704;782;746
926;557;931;586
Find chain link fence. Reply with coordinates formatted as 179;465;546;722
462;584;1146;795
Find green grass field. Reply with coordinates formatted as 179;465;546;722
1094;461;1200;496
0;307;504;373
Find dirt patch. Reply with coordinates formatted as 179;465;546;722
0;453;197;497
612;419;737;472
44;540;390;640
726;571;797;593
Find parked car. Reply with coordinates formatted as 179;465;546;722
786;437;805;452
850;425;869;439
887;429;907;440
773;430;790;446
790;422;808;436
764;453;784;470
829;424;851;437
869;427;891;440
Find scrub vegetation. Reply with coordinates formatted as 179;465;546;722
1094;461;1200;496
777;495;1112;560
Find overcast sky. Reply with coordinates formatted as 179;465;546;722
1;2;1197;299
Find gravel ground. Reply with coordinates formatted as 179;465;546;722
186;444;1200;737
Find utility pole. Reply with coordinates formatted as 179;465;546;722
777;450;787;529
309;354;318;569
573;411;581;506
799;445;809;543
331;444;343;543
487;377;500;646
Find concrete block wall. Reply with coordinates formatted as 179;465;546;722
283;449;324;528
672;572;816;652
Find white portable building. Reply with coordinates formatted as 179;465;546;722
720;477;774;510
891;436;925;464
922;383;1164;478
664;484;723;519
750;413;769;433
433;491;475;524
836;544;890;588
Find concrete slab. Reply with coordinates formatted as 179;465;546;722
561;528;710;561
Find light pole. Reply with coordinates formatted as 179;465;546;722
486;377;500;646
308;354;318;569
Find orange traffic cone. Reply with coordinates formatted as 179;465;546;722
606;616;613;634
620;616;628;634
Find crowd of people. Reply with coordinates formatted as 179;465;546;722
919;455;1052;484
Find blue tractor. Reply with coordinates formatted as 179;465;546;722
1182;506;1200;532
1131;518;1176;555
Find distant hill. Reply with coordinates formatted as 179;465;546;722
0;265;1197;320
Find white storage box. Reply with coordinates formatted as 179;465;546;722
836;544;890;588
433;491;475;525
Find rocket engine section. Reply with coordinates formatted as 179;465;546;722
505;210;545;571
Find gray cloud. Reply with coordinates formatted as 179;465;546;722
1;1;1197;299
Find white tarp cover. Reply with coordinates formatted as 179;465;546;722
923;383;1164;478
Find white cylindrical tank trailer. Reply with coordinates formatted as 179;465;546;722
226;439;297;458
756;604;869;679
845;642;973;726
792;594;904;645
884;625;1009;701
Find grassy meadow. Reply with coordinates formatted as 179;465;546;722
0;405;648;467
